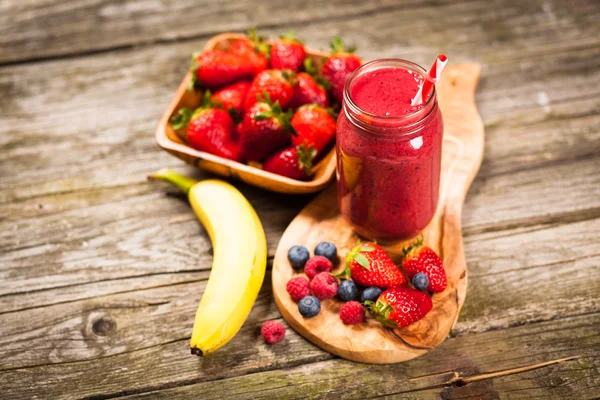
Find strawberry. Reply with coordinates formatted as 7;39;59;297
288;73;330;109
322;37;361;103
238;93;294;161
402;236;447;293
228;30;269;76
263;143;317;180
288;60;331;109
291;105;336;153
189;50;254;90
170;93;242;162
333;242;407;289
270;32;306;72
244;69;297;112
365;287;432;328
211;81;250;120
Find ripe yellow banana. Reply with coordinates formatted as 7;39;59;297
150;169;267;356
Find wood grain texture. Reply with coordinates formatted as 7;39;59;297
272;64;483;363
1;0;600;397
116;313;600;400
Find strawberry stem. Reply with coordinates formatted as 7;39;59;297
402;234;424;258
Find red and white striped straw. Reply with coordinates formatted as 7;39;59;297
411;54;448;106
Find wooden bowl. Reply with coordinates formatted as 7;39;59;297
155;33;336;194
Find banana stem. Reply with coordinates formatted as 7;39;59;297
148;168;197;194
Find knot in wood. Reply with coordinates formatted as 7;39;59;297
92;317;117;336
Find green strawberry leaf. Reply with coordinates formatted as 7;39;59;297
253;111;272;121
188;53;200;91
170;108;194;130
303;58;317;76
297;143;317;176
353;253;370;269
359;245;375;252
402;234;424;258
329;37;356;53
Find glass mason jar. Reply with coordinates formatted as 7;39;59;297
336;59;444;242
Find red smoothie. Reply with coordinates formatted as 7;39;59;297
336;59;443;242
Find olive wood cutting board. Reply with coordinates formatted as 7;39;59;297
272;63;484;363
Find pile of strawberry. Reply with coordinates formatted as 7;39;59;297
286;236;447;328
171;31;361;180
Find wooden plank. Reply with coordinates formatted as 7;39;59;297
0;1;599;397
463;157;600;234
2;15;599;202
121;314;600;400
0;218;597;383
2;310;597;399
1;157;598;313
1;46;599;316
0;42;597;204
0;0;431;64
2;0;598;65
1;0;599;197
0;187;306;305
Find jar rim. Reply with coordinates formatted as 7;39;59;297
343;58;437;124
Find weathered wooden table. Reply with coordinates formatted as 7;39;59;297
1;1;599;398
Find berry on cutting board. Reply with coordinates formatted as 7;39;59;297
339;301;365;325
286;276;311;302
298;296;321;318
333;242;407;289
314;241;337;263
402;236;447;293
360;287;382;303
309;272;338;300
304;255;333;279
365;287;433;328
261;320;286;344
337;280;358;301
412;272;430;291
287;245;310;270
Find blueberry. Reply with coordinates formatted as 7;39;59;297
298;296;321;318
360;287;382;303
314;241;337;263
338;280;358;301
288;245;310;270
412;273;430;291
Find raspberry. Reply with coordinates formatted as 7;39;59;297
304;256;333;279
340;301;364;325
286;276;311;302
261;320;286;344
309;272;338;300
